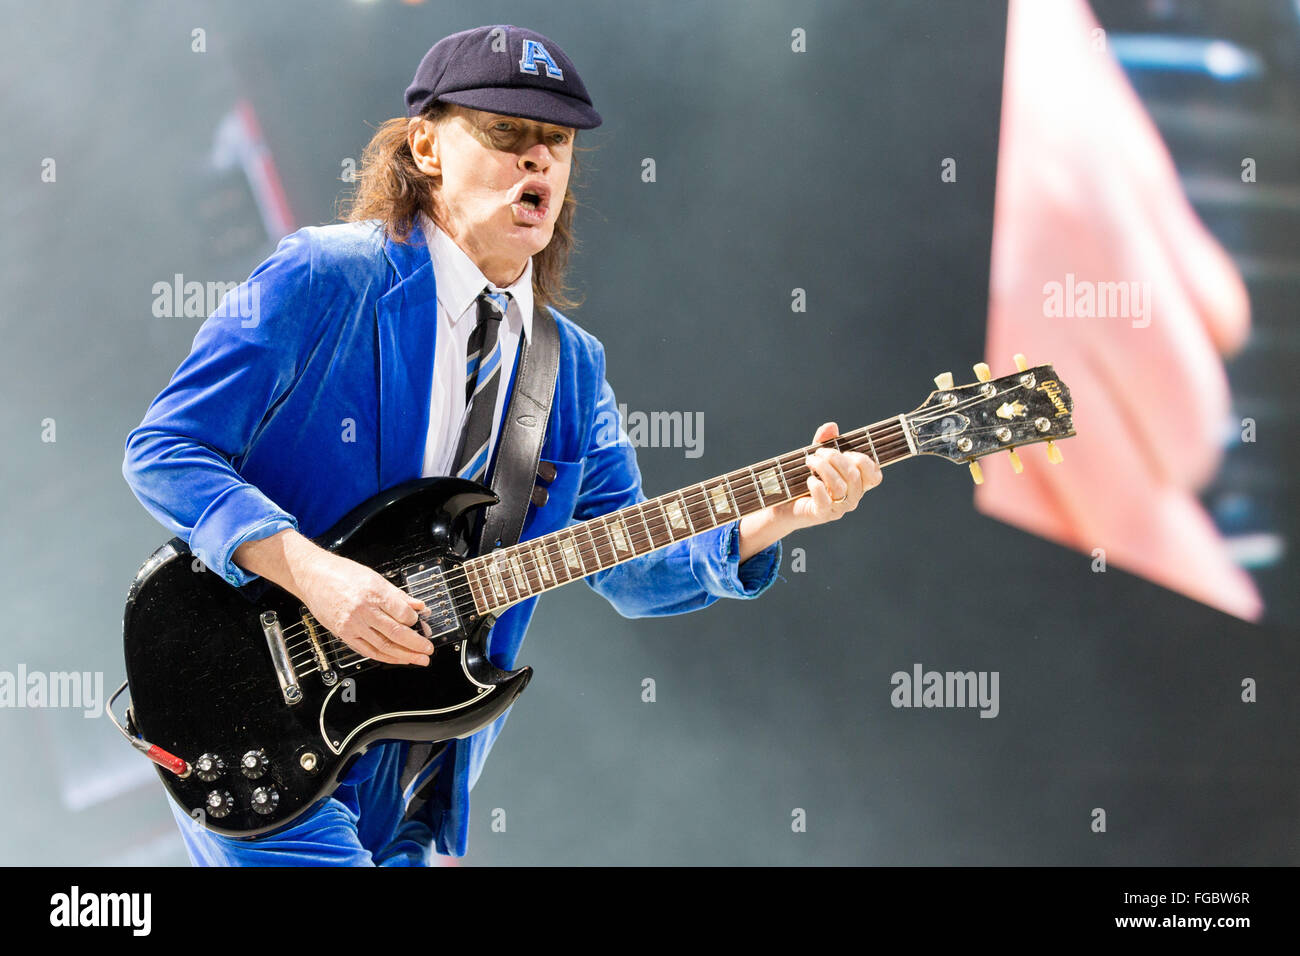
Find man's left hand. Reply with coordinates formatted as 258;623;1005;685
737;422;882;561
783;421;881;529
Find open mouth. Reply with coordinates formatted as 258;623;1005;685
511;182;551;224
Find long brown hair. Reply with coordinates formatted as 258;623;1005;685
339;102;588;312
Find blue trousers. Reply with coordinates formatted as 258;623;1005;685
168;741;442;867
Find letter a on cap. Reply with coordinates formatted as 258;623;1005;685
519;39;564;79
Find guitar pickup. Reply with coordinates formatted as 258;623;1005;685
403;565;461;642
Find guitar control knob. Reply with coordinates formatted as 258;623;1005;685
194;753;225;782
240;749;268;779
250;786;280;816
204;790;234;819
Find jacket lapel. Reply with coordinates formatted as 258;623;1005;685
376;222;439;491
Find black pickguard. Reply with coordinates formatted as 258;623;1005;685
121;477;532;838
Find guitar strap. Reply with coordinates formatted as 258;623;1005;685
475;301;561;555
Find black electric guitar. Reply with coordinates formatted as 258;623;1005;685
116;357;1075;837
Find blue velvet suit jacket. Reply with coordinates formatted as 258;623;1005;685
122;219;781;857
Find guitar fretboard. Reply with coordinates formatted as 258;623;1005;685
460;415;917;614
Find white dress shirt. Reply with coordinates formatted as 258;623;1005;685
420;215;535;480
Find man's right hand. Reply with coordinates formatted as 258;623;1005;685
298;550;434;666
233;529;433;666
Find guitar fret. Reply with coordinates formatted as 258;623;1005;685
507;551;529;596
735;469;761;512
778;454;803;500
538;536;565;585
484;556;508;605
493;551;518;604
684;482;714;531
770;459;792;500
591;521;612;569
607;513;634;556
631;504;655;553
863;425;881;466
592;517;619;566
566;526;590;573
531;542;553;586
555;534;578;582
460;561;476;611
642;498;672;548
753;462;783;505
506;552;523;604
577;521;606;571
517;545;541;595
706;479;734;520
557;530;585;575
467;561;484;610
723;474;743;517
465;561;483;612
479;560;495;610
661;492;692;538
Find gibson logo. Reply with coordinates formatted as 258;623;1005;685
1037;380;1069;417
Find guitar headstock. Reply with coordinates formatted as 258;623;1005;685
905;354;1076;482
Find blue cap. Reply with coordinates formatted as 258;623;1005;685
405;25;602;130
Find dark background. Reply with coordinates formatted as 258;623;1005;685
1;0;1294;865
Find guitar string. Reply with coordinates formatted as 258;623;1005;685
280;411;1011;671
280;426;914;672
364;381;1036;622
280;379;1051;669
282;430;928;675
286;423;908;627
284;436;914;672
283;402;1044;672
276;420;909;657
283;390;1056;682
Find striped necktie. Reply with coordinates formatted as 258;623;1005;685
453;288;511;484
402;291;511;807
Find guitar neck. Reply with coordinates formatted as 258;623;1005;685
461;415;918;614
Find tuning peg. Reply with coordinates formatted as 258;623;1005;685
1046;441;1063;464
968;460;984;485
1014;353;1028;372
973;362;991;382
934;372;954;390
1007;449;1023;473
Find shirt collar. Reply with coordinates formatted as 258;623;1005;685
423;213;534;339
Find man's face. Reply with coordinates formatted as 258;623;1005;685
413;105;574;285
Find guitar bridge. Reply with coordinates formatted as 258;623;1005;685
260;610;302;705
301;609;338;686
404;565;461;643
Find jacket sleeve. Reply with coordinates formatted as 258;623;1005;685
577;345;782;619
121;230;315;588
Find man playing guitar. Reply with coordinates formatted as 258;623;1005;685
122;24;880;866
